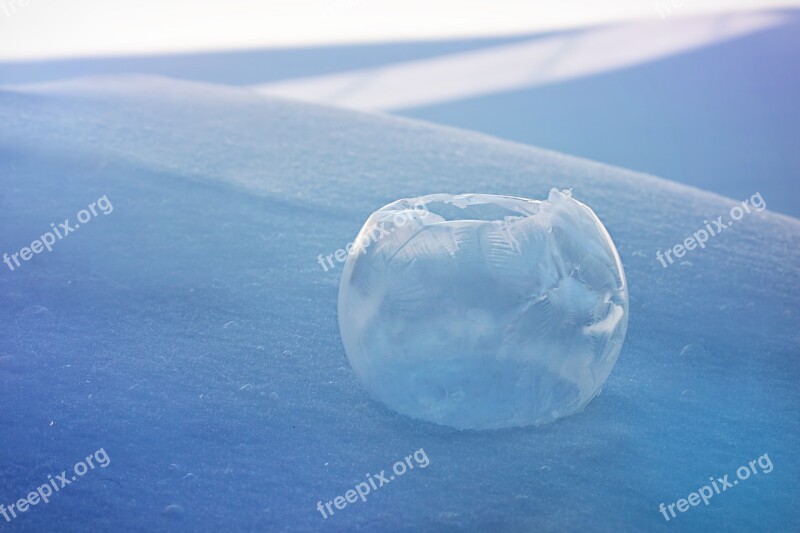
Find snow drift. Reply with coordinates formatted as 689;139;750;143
0;76;798;530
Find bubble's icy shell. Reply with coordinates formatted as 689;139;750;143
338;189;628;430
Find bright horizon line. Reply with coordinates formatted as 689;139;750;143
0;0;799;61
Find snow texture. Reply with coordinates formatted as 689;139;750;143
0;76;798;531
339;190;628;429
2;10;798;216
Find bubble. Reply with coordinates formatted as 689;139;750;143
338;190;628;429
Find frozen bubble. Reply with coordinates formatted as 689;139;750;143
338;189;629;429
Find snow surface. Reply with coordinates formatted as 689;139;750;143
2;11;797;216
338;190;628;430
0;76;798;531
253;12;782;110
398;10;800;218
249;9;800;218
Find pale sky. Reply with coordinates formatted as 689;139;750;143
1;0;799;60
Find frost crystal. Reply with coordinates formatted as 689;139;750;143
338;189;628;429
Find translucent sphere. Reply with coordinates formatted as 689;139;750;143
338;189;628;430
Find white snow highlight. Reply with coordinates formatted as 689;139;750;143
253;12;784;110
